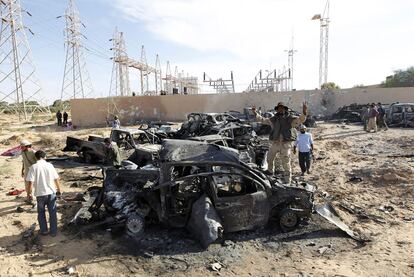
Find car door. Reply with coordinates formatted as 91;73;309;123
209;169;270;233
391;106;403;124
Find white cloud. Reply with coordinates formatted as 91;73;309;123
113;0;414;90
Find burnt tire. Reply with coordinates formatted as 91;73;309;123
278;208;299;232
125;214;145;238
83;153;92;164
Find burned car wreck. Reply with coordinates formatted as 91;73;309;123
72;140;362;248
64;128;161;167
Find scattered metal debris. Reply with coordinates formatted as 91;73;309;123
209;262;224;272
315;203;367;242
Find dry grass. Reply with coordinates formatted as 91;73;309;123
38;133;57;147
0;164;11;176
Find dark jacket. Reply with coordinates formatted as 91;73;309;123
269;113;298;141
256;112;306;142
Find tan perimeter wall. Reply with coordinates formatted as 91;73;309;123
71;87;414;127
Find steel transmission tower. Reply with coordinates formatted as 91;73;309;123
109;28;130;96
60;0;93;101
0;0;49;120
285;35;297;91
312;0;330;88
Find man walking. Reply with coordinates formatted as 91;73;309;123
367;103;379;133
21;140;37;204
253;102;307;183
104;138;122;167
56;111;62;126
26;150;61;236
293;125;314;176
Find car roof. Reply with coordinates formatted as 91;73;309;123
391;103;414;106
159;139;240;163
190;134;232;142
113;128;146;134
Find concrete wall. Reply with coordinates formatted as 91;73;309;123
71;87;414;127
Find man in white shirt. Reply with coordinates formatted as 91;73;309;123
293;125;314;176
112;115;120;129
26;150;62;236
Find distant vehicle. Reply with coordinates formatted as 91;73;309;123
386;103;414;127
330;104;367;123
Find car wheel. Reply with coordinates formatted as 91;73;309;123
279;208;298;232
83;153;92;164
126;214;145;238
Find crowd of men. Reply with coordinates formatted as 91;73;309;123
362;103;388;132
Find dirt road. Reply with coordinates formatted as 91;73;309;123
0;120;413;277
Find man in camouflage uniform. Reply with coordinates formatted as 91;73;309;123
104;138;122;167
253;102;307;183
20;140;37;203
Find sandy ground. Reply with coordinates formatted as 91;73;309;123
0;116;413;277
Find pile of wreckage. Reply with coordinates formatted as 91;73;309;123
64;111;364;248
331;102;414;127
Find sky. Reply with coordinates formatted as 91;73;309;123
6;0;414;103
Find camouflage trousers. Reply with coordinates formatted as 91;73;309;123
267;141;293;183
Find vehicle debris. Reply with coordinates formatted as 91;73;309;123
70;139;363;247
330;104;367;123
315;203;367;242
64;128;161;167
209;262;224;272
386;102;414;127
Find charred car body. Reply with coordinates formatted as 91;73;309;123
64;128;161;167
386;102;414;127
174;112;244;138
72;140;316;247
330;103;368;123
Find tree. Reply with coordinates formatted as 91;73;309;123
321;82;340;90
382;66;414;88
353;84;366;88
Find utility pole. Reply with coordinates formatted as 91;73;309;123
155;54;162;95
285;34;297;91
140;45;149;95
59;0;93;101
0;0;48;120
109;27;130;96
312;0;330;88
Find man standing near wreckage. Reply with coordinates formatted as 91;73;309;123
104;138;122;167
21;140;37;204
252;102;307;183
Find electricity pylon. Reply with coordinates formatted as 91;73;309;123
59;0;93;102
312;0;330;88
0;0;49;120
109;27;130;97
285;35;297;91
155;54;162;95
